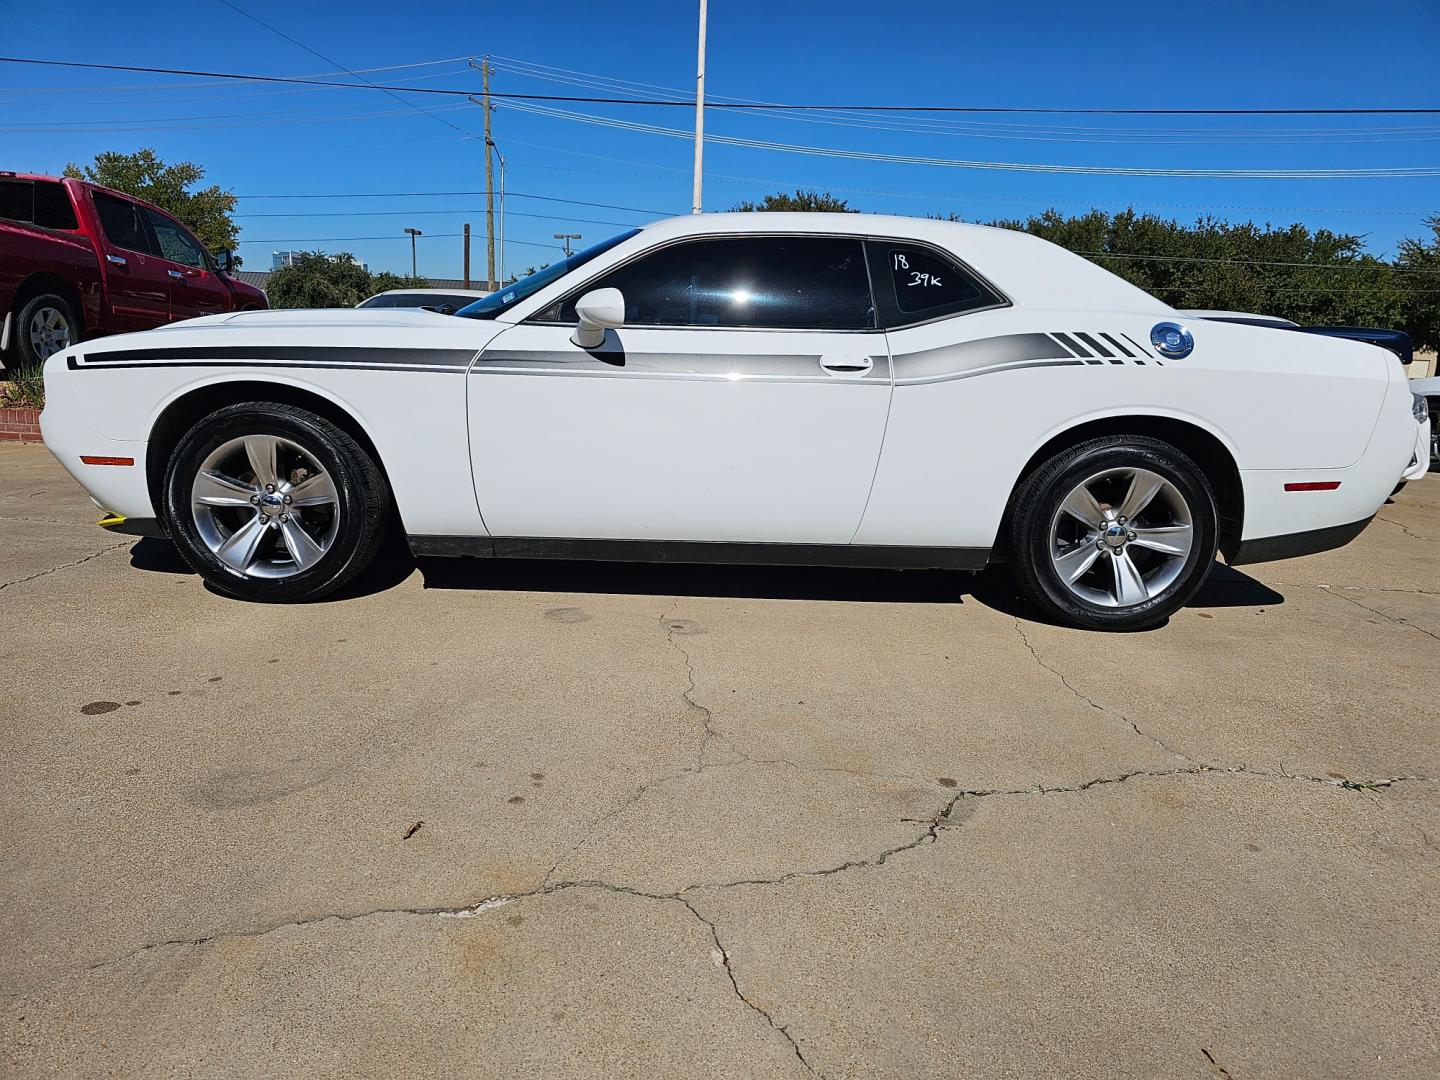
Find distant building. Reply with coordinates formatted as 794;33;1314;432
271;250;367;271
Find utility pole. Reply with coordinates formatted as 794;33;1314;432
404;227;422;277
554;232;581;257
691;0;707;213
483;58;496;288
463;223;471;288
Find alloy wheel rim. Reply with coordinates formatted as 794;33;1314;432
190;435;340;579
28;307;72;360
1048;466;1194;609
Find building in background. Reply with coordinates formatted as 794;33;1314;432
271;250;367;271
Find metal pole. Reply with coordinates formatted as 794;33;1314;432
497;149;507;285
691;0;707;214
483;58;497;288
404;227;421;277
463;223;471;288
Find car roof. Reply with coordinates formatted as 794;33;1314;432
1;169;179;221
369;288;491;297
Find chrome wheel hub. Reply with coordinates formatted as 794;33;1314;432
1049;466;1194;609
28;306;72;361
190;435;340;579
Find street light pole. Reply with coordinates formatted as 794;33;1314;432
404;227;422;277
553;232;581;257
691;0;707;214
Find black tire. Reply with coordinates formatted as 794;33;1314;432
1006;436;1219;631
163;402;391;602
13;292;77;367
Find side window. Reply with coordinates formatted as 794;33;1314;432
543;236;874;330
144;208;207;268
93;192;154;255
0;179;34;224
868;241;1003;327
33;182;78;230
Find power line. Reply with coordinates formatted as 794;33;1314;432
232;189;675;215
208;0;475;137
503;100;1440;179
239;232;560;250
237;207;647;228
3;56;1439;115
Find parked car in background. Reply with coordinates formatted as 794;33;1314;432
0;171;266;369
357;288;492;315
1181;309;1413;364
1412;376;1440;469
41;213;1427;631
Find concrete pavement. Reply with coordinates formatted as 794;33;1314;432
2;441;1437;1078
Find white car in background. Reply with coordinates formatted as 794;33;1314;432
39;213;1424;631
356;287;493;316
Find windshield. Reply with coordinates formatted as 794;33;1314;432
456;229;641;320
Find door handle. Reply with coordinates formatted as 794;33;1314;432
167;269;184;280
105;254;127;267
819;354;875;375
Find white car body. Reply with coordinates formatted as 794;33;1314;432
41;212;1420;573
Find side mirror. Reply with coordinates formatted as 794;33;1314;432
215;248;234;273
571;287;625;349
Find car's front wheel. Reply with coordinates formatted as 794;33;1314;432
1007;436;1218;631
163;403;391;602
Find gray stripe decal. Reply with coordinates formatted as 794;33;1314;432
475;348;891;382
1121;332;1154;358
78;345;478;369
891;332;1073;382
1050;332;1090;358
1074;331;1120;363
1099;332;1135;358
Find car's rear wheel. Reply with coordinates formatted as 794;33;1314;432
164;403;391;602
1007;436;1218;631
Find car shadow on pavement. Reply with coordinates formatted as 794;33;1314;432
126;537;1284;622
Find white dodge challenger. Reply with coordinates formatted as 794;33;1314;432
40;213;1426;631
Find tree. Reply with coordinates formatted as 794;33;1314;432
731;189;855;213
63;148;241;264
370;272;432;293
265;252;377;308
1396;215;1440;353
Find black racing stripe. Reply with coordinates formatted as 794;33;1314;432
1099;332;1135;358
67;357;463;374
1074;331;1118;361
1120;332;1155;358
1050;331;1089;358
79;345;477;368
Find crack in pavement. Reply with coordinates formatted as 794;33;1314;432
0;540;131;592
1012;620;1196;763
660;598;729;771
679;896;821;1077
60;766;1436;1077
1376;515;1440;543
1321;588;1440;644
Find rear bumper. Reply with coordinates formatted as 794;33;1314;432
1229;517;1373;566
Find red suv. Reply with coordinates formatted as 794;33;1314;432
1;172;267;369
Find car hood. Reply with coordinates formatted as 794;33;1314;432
152;308;465;332
1412;376;1440;396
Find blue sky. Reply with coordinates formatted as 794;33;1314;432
3;0;1437;279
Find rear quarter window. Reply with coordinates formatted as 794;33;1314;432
0;180;79;230
867;240;1004;328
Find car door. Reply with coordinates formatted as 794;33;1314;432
142;207;231;319
88;191;171;333
466;234;893;545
